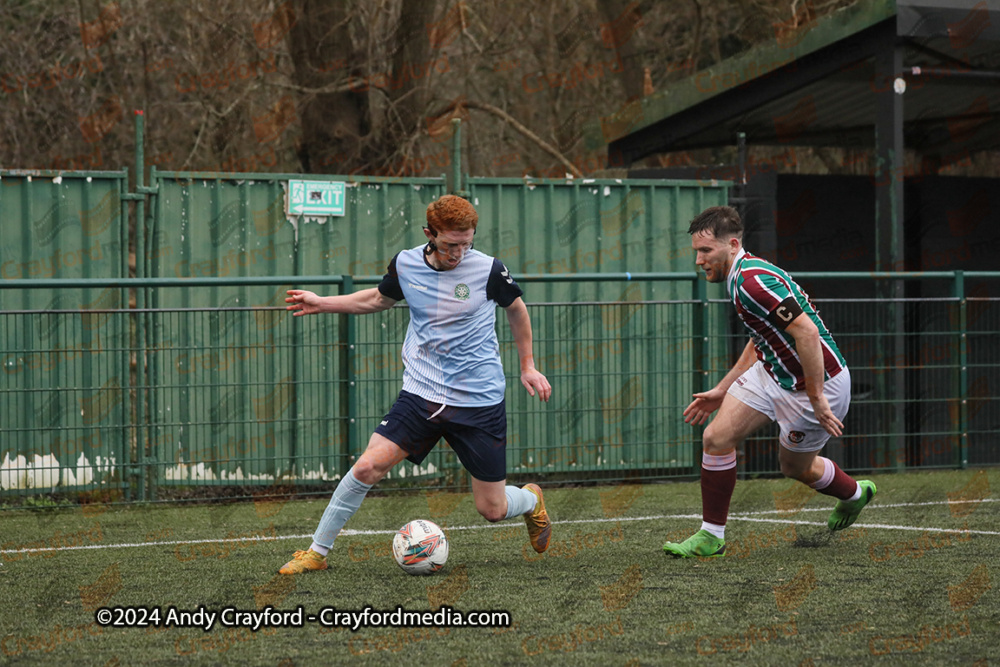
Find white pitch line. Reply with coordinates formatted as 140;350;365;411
1;535;288;555
0;497;995;555
842;521;1000;536
724;515;1000;535
729;497;998;517
0;515;700;554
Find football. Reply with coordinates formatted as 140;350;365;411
392;519;449;575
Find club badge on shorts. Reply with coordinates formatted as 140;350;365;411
788;431;806;444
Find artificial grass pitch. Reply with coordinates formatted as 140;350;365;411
0;468;997;665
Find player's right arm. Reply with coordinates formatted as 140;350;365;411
683;339;757;425
288;253;403;316
285;288;396;316
714;339;758;393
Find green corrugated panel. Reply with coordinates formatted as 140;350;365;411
141;173;728;486
150;176;292;487
465;177;729;480
147;174;447;485
150;173;448;280
0;171;128;495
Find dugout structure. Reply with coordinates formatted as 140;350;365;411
594;0;1000;478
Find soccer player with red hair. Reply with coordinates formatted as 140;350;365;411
280;195;552;574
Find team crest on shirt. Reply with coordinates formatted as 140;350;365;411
454;283;470;300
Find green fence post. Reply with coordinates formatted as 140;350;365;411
893;280;906;473
955;270;968;469
133;110;146;501
341;275;357;478
131;113;162;502
450;118;466;197
290;216;302;482
121;166;135;502
145;165;159;503
692;276;708;475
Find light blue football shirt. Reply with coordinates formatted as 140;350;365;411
377;246;523;406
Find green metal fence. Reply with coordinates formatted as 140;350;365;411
124;163;729;500
2;272;997;503
737;273;1000;477
0;170;133;500
1;114;739;503
1;115;997;504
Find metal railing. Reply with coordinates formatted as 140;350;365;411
1;272;997;504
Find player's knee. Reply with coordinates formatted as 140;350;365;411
702;425;734;455
476;503;506;523
352;458;387;485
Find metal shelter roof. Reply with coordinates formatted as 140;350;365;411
594;0;1000;165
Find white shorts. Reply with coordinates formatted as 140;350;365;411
727;361;851;453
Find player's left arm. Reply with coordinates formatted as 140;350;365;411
785;312;844;437
503;297;552;402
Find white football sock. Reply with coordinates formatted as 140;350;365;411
503;486;537;519
701;521;725;539
311;468;372;550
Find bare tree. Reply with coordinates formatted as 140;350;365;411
1;0;993;183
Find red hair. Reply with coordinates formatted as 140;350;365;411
426;195;478;233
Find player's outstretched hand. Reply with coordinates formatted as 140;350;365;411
683;386;726;425
521;369;552;402
810;393;844;437
286;290;323;316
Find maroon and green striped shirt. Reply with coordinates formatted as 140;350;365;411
726;248;847;391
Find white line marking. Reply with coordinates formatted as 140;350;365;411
1;536;285;555
729;497;998;517
722;516;1000;535
1;498;994;555
843;521;999;536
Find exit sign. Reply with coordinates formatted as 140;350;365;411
287;180;345;216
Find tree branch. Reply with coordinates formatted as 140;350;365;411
689;0;703;69
180;111;210;171
440;99;583;178
269;80;358;95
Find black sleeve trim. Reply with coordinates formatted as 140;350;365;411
377;252;405;302
486;258;523;308
766;295;804;329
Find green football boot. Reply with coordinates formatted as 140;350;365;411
662;529;726;558
828;480;877;531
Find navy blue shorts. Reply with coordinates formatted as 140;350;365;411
374;390;507;483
